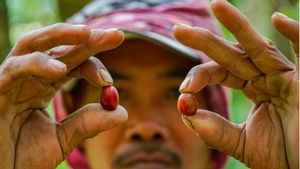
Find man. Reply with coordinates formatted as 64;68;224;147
0;0;298;169
54;1;228;169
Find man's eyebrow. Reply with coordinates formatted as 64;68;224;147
162;67;193;78
110;71;132;80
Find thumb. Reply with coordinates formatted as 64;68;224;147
56;103;128;158
182;109;245;160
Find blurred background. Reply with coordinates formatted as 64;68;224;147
0;0;298;168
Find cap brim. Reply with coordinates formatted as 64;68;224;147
123;29;199;61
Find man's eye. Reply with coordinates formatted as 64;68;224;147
165;87;180;100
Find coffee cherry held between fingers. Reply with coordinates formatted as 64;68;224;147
177;93;198;116
100;86;119;110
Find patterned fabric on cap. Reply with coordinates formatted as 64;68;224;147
68;0;220;63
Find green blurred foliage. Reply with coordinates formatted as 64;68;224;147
2;0;299;169
6;0;59;44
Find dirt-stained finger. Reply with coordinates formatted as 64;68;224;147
0;52;66;93
9;23;91;56
68;57;113;87
55;28;124;71
179;61;246;94
173;25;262;80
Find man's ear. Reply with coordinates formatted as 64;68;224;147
57;0;91;21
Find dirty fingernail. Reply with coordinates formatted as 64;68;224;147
182;116;194;131
105;28;121;32
174;23;193;28
275;12;288;19
72;24;87;28
48;59;66;71
179;76;191;92
182;116;199;137
99;69;113;84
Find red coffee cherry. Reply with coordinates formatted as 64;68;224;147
100;86;119;110
177;93;198;116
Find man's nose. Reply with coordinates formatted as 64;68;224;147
125;121;170;143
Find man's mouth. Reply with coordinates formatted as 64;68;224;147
113;144;181;169
120;151;173;169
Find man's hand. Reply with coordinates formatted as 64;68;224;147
0;23;128;169
173;0;299;169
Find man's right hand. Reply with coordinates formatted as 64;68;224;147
173;0;298;168
0;23;128;169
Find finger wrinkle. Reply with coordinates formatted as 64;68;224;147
219;70;229;84
240;80;249;90
55;124;67;159
85;32;105;56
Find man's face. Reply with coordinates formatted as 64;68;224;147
74;39;213;169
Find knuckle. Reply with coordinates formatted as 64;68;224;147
28;52;47;62
2;57;17;74
19;30;31;40
263;38;273;46
200;28;214;38
252;38;276;58
51;23;70;31
29;52;50;66
30;51;45;57
16;32;32;46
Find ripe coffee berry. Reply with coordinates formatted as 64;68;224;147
177;93;198;116
100;86;119;110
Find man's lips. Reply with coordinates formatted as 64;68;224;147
121;151;173;169
113;144;182;168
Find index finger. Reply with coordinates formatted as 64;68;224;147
211;0;266;54
55;28;125;71
9;23;91;56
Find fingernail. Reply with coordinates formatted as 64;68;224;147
275;12;288;19
174;23;193;28
72;24;86;28
105;28;121;32
48;59;66;71
182;116;199;136
182;116;194;131
48;45;68;56
211;0;223;5
99;69;113;84
179;76;191;92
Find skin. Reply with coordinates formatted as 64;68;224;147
0;0;298;168
71;39;213;169
173;0;299;169
0;24;128;169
